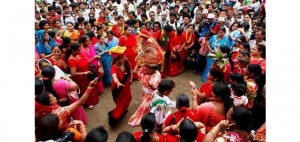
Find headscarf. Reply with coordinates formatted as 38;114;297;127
36;30;58;50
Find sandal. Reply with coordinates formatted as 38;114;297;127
88;105;95;110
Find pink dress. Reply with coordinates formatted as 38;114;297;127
81;45;104;94
128;67;161;126
53;79;88;124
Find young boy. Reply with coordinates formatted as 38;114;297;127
185;48;198;72
231;83;248;107
150;79;176;133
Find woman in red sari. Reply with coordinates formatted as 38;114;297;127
192;84;234;132
67;42;99;109
168;27;186;76
133;113;164;142
162;94;198;129
108;49;132;126
79;35;104;95
48;46;69;73
119;25;138;79
189;68;224;103
250;44;266;74
111;16;126;38
179;24;195;73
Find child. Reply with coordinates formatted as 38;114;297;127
231;83;248;107
150;79;176;133
185;48;198;72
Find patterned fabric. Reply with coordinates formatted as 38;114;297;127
36;30;58;55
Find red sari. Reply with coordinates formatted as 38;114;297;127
199;80;214;98
232;60;246;75
250;58;266;74
179;31;195;71
164;132;206;142
109;61;132;122
196;102;226;132
112;24;125;38
167;32;185;77
68;52;99;107
133;131;164;142
48;56;68;73
119;34;138;79
164;109;198;126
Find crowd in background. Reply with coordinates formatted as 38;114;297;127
34;0;266;141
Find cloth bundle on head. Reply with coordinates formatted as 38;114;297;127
110;46;127;59
136;30;164;69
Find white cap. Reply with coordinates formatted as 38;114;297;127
207;13;216;19
218;17;225;22
112;3;118;7
202;9;208;14
146;1;150;4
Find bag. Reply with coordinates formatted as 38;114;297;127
171;50;180;62
88;63;98;80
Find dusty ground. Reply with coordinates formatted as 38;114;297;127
85;70;203;141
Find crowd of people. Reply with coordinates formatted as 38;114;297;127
34;0;266;141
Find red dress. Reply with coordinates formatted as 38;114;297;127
196;102;226;132
199;80;214;98
167;32;185;77
164;132;205;142
250;58;266;74
112;24;125;38
133;131;164;142
119;34;138;79
109;61;132;121
68;52;99;107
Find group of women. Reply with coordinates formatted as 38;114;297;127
34;0;266;141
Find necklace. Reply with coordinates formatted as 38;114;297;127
119;24;124;34
186;31;192;43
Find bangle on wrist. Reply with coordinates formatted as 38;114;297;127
209;131;217;138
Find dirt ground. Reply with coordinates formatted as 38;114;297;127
85;70;203;141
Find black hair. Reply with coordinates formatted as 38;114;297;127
239;50;250;57
107;30;114;36
66;22;74;26
179;119;198;142
153;21;161;30
86;31;95;38
66;42;81;61
230;22;241;31
140;113;156;142
169;12;176;17
247;64;262;80
176;94;190;112
124;25;131;31
116;131;136;142
256;29;266;36
35;78;44;96
35;113;60;141
212;84;233;113
118;15;124;20
218;26;226;33
163;24;173;33
255;44;266;59
141;13;148;19
256;22;266;29
85;125;108;142
41;66;58;98
231;83;247;97
236;35;246;43
176;26;184;35
220;46;234;71
77;16;85;23
89;17;96;26
39;20;50;30
241;43;250;51
35;92;51;106
209;68;224;83
231;106;252;132
61;36;71;48
128;11;136;16
241;22;250;31
48;30;56;38
158;79;175;93
53;19;61;26
229;73;245;84
97;25;103;31
84;21;91;27
79;35;88;44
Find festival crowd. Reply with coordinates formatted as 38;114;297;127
34;0;266;141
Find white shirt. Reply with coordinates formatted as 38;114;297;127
61;16;75;26
150;90;176;125
249;1;261;12
231;94;248;107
